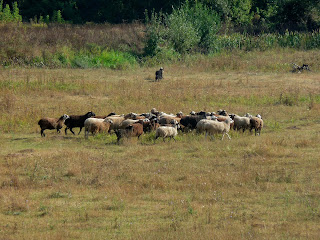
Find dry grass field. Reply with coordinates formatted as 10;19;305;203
0;50;320;239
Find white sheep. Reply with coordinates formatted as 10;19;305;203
105;116;125;131
196;118;217;134
84;118;113;139
203;118;233;140
155;120;179;142
232;115;251;132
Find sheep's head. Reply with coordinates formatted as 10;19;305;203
225;118;233;124
176;111;183;118
210;116;218;121
256;114;262;119
104;119;113;124
190;111;196;115
218;110;228;116
59;114;69;121
86;111;95;118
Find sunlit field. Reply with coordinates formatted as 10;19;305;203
0;50;320;239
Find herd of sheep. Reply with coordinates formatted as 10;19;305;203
37;108;263;143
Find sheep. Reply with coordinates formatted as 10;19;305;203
196;117;217;134
159;114;181;125
38;114;69;137
155;67;164;81
120;119;140;129
124;112;146;120
150;118;160;131
151;108;160;116
114;122;144;143
93;112;116;119
203;118;232;140
250;114;264;136
64;111;95;135
180;115;206;130
105;116;125;131
155;120;179;142
217;109;228;116
84;118;113;139
231;114;251;132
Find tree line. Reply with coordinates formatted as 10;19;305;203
1;0;320;32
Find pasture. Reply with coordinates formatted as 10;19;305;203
0;50;320;239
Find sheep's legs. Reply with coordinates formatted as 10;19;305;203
221;133;231;140
41;130;45;137
78;127;82;135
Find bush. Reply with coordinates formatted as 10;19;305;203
144;1;221;55
166;6;200;54
0;1;22;23
144;10;166;56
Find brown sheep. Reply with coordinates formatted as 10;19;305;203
38;114;69;137
115;122;144;143
250;116;264;136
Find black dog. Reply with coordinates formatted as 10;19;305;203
155;67;164;81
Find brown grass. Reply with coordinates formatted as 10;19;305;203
0;51;320;239
0;23;145;64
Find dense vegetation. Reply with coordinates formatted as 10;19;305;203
2;0;320;32
0;0;320;69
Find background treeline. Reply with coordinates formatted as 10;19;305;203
1;0;320;32
1;0;320;69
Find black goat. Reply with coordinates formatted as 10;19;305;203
64;111;95;135
155;67;164;82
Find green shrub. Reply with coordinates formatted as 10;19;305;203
0;1;22;23
144;10;166;56
166;7;200;54
144;1;221;55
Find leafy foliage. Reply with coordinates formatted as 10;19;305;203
144;1;221;55
0;1;22;23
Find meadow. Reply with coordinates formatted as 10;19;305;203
0;49;320;239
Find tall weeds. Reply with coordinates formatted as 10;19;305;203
0;23;320;68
